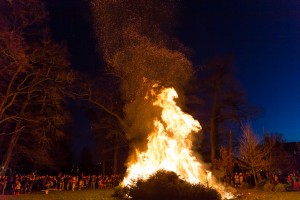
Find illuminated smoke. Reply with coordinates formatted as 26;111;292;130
91;0;193;146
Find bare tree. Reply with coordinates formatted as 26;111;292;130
187;57;260;164
73;74;129;174
214;146;233;179
0;0;74;174
239;124;268;185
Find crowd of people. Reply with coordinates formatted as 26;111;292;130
223;171;255;187
222;170;299;189
286;172;299;189
1;170;299;195
0;173;123;195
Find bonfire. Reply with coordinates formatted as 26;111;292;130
122;86;233;199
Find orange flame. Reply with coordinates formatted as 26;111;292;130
123;87;232;199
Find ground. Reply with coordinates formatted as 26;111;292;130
0;189;117;200
235;188;300;200
0;188;299;200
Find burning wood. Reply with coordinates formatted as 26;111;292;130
122;86;233;199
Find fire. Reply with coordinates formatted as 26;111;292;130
122;87;232;199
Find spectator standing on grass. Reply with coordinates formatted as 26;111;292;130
35;176;42;191
91;175;96;189
59;175;65;191
53;176;58;190
67;175;72;190
41;176;47;190
292;173;298;189
231;174;234;186
239;173;244;187
78;179;84;190
45;179;50;194
85;175;90;188
234;173;239;187
273;174;279;185
100;178;105;189
71;176;77;192
14;179;21;195
28;175;35;193
22;176;29;193
287;174;292;186
49;176;54;189
63;175;67;190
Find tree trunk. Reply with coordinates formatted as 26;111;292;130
0;96;29;175
101;160;106;175
229;130;233;172
0;127;7;151
0;129;20;175
210;89;219;164
113;135;119;174
252;168;257;186
269;147;272;175
101;150;106;175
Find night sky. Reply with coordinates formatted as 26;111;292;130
48;0;300;142
177;0;300;142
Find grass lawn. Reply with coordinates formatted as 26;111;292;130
0;188;300;200
235;188;300;200
0;189;117;200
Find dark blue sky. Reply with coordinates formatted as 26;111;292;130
47;0;300;142
179;0;300;141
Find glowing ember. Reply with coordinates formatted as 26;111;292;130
122;87;233;199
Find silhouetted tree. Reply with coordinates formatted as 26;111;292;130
73;74;128;174
214;146;233;179
262;133;294;175
239;124;268;185
0;0;74;174
187;57;260;164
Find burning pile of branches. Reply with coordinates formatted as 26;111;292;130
115;170;222;200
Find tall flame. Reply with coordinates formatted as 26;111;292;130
123;87;232;199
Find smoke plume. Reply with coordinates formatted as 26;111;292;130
91;0;194;150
